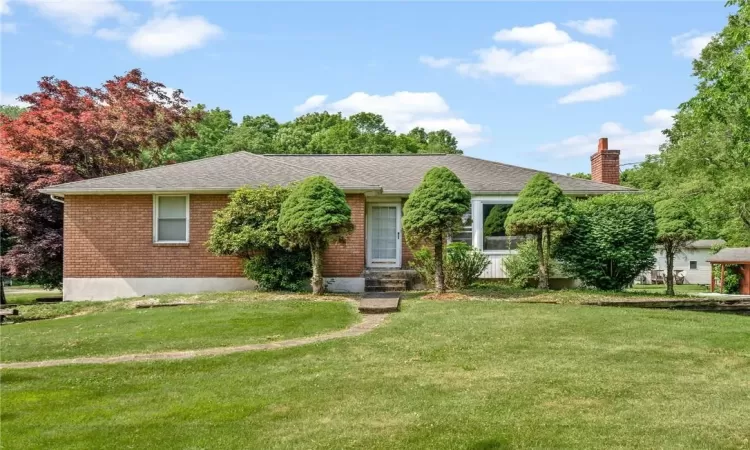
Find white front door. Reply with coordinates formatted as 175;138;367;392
367;203;402;268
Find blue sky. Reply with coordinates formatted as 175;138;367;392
0;0;733;174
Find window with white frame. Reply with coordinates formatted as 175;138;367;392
154;195;189;243
476;201;526;252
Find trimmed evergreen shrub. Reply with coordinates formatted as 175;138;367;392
278;176;353;295
505;173;575;289
403;167;471;293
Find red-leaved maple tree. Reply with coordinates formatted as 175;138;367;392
0;69;196;288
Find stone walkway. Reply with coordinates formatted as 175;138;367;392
0;313;387;370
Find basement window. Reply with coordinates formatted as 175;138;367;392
153;195;189;243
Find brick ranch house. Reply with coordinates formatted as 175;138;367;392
41;137;633;301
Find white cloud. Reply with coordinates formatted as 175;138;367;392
643;109;676;129
538;109;674;160
0;92;29;107
419;55;460;69
1;0;10;15
1;22;17;33
294;95;328;114
456;41;615;86
94;27;126;40
558;81;628;104
128;14;222;57
600;121;628;135
493;22;571;46
426;22;616;86
564;18;617;38
293;91;484;148
672;31;714;59
19;0;136;33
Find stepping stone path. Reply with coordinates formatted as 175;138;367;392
359;292;401;314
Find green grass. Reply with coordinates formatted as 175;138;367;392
2;295;749;449
4;288;62;305
1;300;357;362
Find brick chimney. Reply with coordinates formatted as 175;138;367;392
590;137;620;185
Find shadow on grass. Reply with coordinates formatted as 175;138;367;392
469;438;512;450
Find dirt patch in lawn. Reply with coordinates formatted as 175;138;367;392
421;293;471;301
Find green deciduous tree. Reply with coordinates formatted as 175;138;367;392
655;198;698;295
0;105;26;119
157;109;465;158
568;172;592;180
157;105;235;164
221;114;280;153
505;174;575;290
622;1;750;246
402;167;471;293
277;176;354;294
558;194;657;291
207;185;311;291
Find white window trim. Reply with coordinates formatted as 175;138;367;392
471;197;519;255
153;194;190;244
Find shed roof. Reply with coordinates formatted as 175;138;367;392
706;248;750;263
40;152;638;196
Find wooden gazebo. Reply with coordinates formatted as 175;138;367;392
706;248;750;294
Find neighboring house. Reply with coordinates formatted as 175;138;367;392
41;137;633;300
645;239;726;285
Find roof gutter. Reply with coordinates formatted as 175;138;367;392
49;194;65;204
39;186;383;196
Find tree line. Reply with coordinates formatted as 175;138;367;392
621;0;750;248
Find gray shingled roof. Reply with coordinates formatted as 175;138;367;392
40;152;637;195
40;152;379;194
267;154;634;194
688;239;726;249
707;248;750;263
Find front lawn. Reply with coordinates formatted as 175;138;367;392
2;294;748;449
1;300;357;362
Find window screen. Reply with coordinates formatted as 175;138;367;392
157;196;187;242
689;261;697;270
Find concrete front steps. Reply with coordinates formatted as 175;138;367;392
364;269;420;293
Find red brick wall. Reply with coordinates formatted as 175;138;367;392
591;150;621;185
322;194;366;277
64;195;244;278
64;193;375;280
